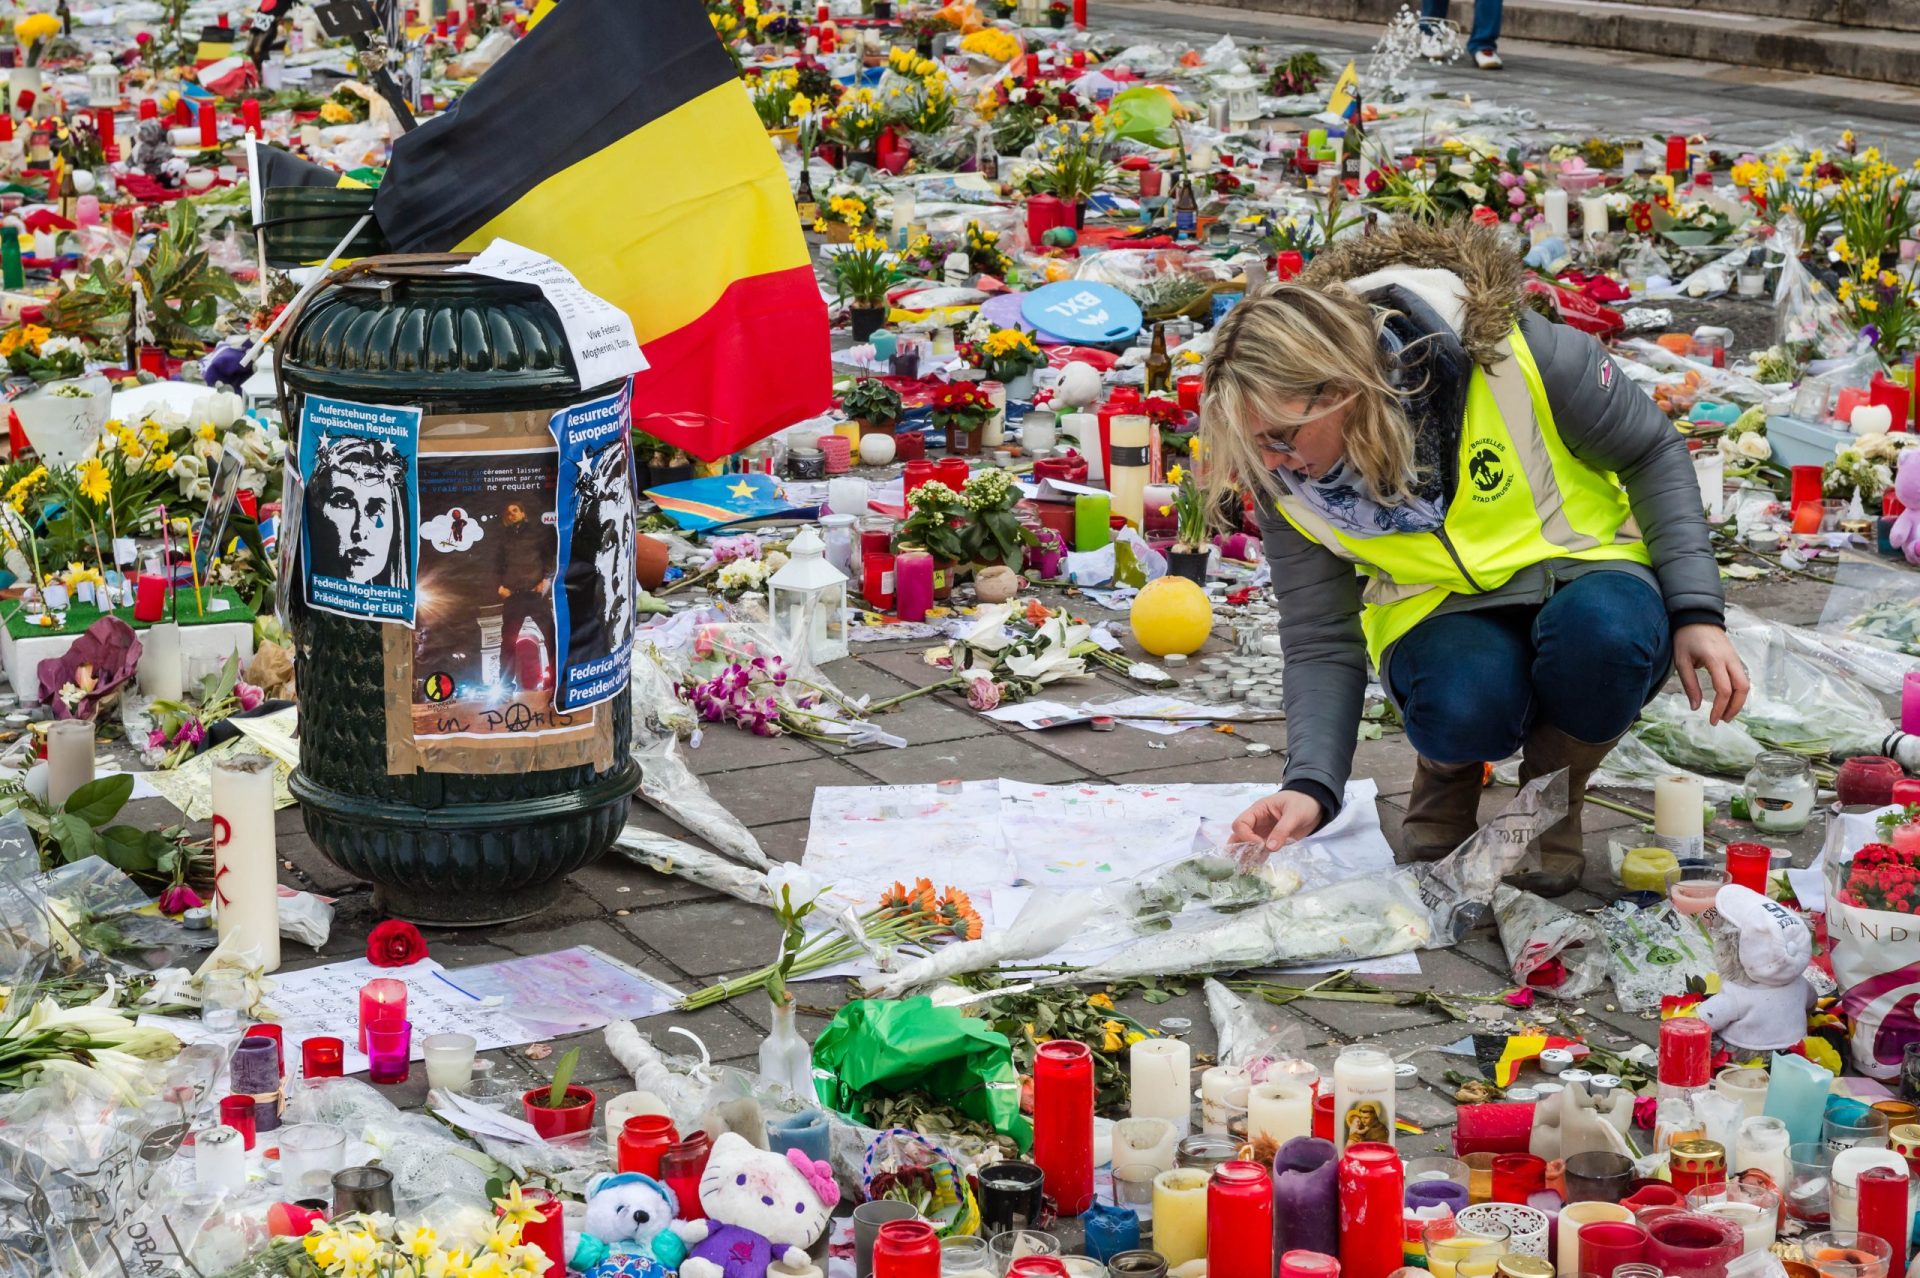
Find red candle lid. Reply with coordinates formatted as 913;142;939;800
1280;1252;1341;1278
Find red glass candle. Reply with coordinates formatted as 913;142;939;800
1894;778;1920;806
1453;1102;1537;1155
1837;756;1906;808
617;1114;678;1178
661;1131;712;1221
1858;1165;1910;1263
507;1186;565;1272
1643;1211;1742;1278
1581;1221;1650;1278
893;550;932;622
93;106;113;156
1023;53;1039;85
219;1094;257;1150
1210;1160;1276;1278
1724;843;1771;896
1338;1142;1404;1278
872;1219;941;1277
862;550;896;609
1176;376;1203;412
240;97;262;138
1312;1091;1335;1142
1032;1039;1094;1214
172;98;191;128
357;977;407;1052
1492;1153;1547;1204
301;1036;344;1080
1139;167;1164;198
198;100;218;148
936;457;970;492
1623;1182;1685;1213
134;574;166;622
1665;135;1688;174
893;430;925;462
1008;1261;1071;1277
138;97;158;120
1659;1017;1712;1089
1281;1253;1341;1278
902;459;937;497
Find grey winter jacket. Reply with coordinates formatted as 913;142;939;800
1253;283;1725;824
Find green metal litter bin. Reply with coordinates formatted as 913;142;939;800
279;256;640;925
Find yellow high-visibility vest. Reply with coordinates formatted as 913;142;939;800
1274;325;1653;669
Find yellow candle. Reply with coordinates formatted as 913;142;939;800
1620;846;1680;892
1152;1168;1209;1266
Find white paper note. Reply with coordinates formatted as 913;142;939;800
453;239;649;390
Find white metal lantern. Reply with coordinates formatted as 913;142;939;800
768;525;849;664
88;53;119;111
1221;74;1260;127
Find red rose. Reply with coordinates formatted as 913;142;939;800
367;919;427;967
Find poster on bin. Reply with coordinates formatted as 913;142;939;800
547;381;637;714
297;394;420;626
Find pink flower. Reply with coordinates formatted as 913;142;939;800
147;727;169;750
964;674;1003;711
1503;987;1535;1008
234;682;264;711
158;885;203;915
1632;1096;1658;1129
176;717;206;748
1507;186;1526;207
1496;171;1521;188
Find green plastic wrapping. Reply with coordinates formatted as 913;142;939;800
810;997;1033;1152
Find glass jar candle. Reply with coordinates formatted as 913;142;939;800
1642;1211;1743;1278
1031;1040;1095;1215
1152;1169;1209;1267
1208;1161;1274;1278
1742;752;1816;834
1332;1045;1396;1152
1339;1143;1405;1278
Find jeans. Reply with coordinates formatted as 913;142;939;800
1386;571;1673;766
1422;0;1503;54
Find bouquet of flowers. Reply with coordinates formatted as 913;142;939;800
1265;50;1327;97
1825;432;1915;506
1837;842;1920;914
300;1198;550;1278
1019;116;1117;205
829;232;895;309
1836;270;1920;356
749;66;804;129
0;325;86;383
965;222;1013;277
145;654;266;770
977;80;1088;154
827;87;887;155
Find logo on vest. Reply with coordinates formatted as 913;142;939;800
1467;441;1515;503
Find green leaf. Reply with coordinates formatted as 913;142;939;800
1141;988;1172;1005
49;812;97;864
94;825;168;874
62;774;133;827
547;1047;580;1107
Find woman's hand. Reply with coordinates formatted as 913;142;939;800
1229;790;1324;863
1673;623;1750;725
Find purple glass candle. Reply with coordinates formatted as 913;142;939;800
1274;1136;1339;1257
231;1035;282;1132
1407;1180;1470;1214
366;1020;412;1086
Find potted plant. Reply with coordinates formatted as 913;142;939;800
975;327;1045;402
521;1047;596;1140
959;468;1034;569
1163;462;1210;584
842;377;903;437
1019;118;1117;227
871;0;893;18
994;0;1017;18
930;382;993;455
651;441;695;486
1047;0;1070;26
830;232;894;341
897;480;967;598
826;87;886;168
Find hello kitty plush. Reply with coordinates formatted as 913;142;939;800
673;1133;838;1278
1889;449;1920;566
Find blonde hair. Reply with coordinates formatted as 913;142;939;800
1198;283;1419;527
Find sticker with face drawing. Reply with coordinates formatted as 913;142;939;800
548;380;638;714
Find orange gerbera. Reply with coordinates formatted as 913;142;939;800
1023;598;1052;628
937;887;983;940
878;877;940;918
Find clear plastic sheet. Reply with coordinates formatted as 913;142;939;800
284;1078;499;1212
1593;900;1716;1012
1202;978;1309;1079
1491;884;1610;1000
612;822;774;905
1772;221;1857;358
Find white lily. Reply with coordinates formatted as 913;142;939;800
958;603;1017;653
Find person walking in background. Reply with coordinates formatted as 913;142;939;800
1421;0;1504;69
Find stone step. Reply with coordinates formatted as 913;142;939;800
1584;0;1920;34
1212;0;1920;86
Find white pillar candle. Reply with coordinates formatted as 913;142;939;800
1109;1115;1179;1174
1021;410;1057;455
1581;197;1608;238
45;719;94;808
1332;1044;1396;1151
604;1090;674;1144
422;1033;477;1092
1062;413;1102;480
1249;1080;1313;1148
194;1124;246;1193
1109;414;1151;529
1653;775;1706;856
1543;187;1570;240
982;382;1007;447
1557;1202;1634;1278
1130;1038;1192;1134
212;754;280;972
139;622;184;700
1716;1067;1769;1120
1200;1065;1250;1135
1734;1116;1790;1187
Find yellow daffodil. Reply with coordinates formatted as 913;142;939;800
76;458;111;505
1167;464;1185;484
492;1184;542;1233
14;13;58;45
1088;992;1114;1009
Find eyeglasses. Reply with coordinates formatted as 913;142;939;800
1255;384;1328;459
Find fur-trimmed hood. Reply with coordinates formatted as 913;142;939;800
1295;220;1525;369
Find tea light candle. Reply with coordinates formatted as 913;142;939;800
1110;1115;1180;1174
1715;1067;1769;1120
1201;1065;1251;1135
1332;1045;1396;1152
45;719;94;808
212;754;280;972
422;1033;477;1092
1620;846;1680;893
1653;776;1706;856
1694;1200;1774;1253
1131;1038;1192;1134
1250;1080;1314;1148
139;621;184;699
1153;1168;1210;1266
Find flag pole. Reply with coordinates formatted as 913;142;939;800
240;211;374;369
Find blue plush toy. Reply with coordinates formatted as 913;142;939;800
567;1172;689;1277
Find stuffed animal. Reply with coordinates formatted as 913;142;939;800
568;1173;688;1277
1888;449;1920;567
1695;884;1816;1052
673;1133;838;1278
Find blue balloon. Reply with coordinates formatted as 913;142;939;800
1020;280;1143;346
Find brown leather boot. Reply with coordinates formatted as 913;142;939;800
1402;756;1486;862
1509;723;1622;897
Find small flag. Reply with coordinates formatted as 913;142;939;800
1472;1033;1584;1088
645;473;809;533
1326;60;1360;122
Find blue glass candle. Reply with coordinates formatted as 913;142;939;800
1083;1202;1142;1261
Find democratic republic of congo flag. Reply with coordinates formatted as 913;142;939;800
372;0;828;462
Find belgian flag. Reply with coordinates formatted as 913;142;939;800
372;0;828;460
